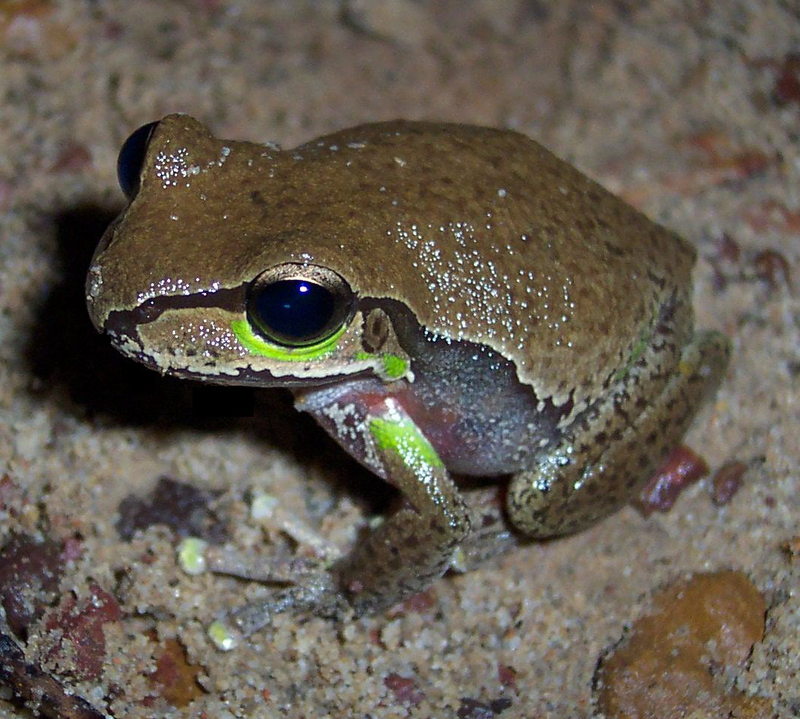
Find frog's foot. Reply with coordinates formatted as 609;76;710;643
507;330;730;537
195;496;468;646
182;542;349;646
194;495;468;644
448;486;519;573
177;500;350;643
203;487;516;641
210;571;349;648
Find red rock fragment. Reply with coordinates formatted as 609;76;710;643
387;587;437;617
497;663;517;690
595;571;768;718
634;444;708;517
147;638;204;707
711;460;748;506
384;672;425;706
0;534;63;638
43;585;122;681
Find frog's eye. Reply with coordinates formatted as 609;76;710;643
117;121;159;200
247;265;355;347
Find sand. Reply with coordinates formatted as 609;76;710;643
0;1;797;717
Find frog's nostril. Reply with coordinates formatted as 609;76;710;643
85;266;106;332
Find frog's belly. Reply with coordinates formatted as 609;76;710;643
295;376;564;479
395;383;557;477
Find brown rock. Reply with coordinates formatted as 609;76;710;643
147;638;204;707
595;571;768;719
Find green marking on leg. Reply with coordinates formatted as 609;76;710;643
232;319;345;361
615;314;657;382
369;416;443;471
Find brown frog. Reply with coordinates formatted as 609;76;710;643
86;115;730;644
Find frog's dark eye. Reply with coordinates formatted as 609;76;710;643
117;121;159;200
247;264;355;347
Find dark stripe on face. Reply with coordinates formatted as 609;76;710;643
103;286;246;340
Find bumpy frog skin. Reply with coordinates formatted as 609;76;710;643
86;115;730;636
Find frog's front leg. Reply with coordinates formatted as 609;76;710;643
508;330;730;537
213;390;472;637
311;392;472;615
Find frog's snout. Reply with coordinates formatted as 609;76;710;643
85;262;111;334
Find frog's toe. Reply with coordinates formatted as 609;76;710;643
222;575;349;639
180;540;350;640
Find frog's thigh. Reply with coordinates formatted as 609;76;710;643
508;331;730;538
333;400;471;615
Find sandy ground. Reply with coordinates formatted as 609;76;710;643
0;1;798;717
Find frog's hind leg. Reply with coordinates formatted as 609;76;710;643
507;330;730;538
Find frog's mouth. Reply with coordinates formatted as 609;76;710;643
105;324;373;390
96;286;377;390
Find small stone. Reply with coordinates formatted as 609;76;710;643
0;534;63;637
207;620;239;652
116;476;228;544
595;571;768;718
384;672;425;706
711;460;748;506
634;444;708;517
177;537;208;576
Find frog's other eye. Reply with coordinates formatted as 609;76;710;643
247;264;355;347
117;121;159;200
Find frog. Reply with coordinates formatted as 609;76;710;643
86;114;730;638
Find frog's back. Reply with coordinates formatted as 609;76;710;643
287;121;696;408
97;115;696;411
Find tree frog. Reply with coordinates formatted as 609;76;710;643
86;115;730;636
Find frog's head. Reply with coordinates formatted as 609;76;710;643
88;114;690;409
86;115;412;387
